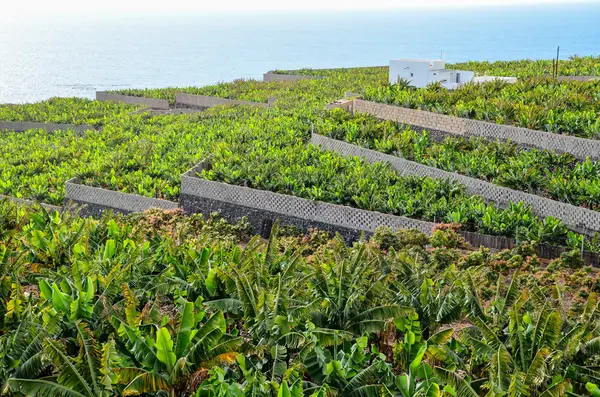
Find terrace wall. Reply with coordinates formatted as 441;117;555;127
0;194;62;212
310;133;600;236
0;121;94;134
175;93;269;109
179;162;434;242
96;92;170;110
178;162;599;266
558;76;599;82
64;178;178;218
352;99;600;160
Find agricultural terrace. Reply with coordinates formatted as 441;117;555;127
0;200;599;396
1;56;600;397
1;59;600;253
273;55;600;78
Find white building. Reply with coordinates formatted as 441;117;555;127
389;59;475;89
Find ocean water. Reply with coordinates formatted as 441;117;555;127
1;3;600;103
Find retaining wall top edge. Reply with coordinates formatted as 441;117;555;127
0;121;95;131
65;180;178;209
354;99;600;147
96;92;170;106
175;92;267;106
311;132;600;235
0;194;62;211
181;174;435;233
182;159;210;178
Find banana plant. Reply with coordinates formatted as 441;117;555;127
6;320;116;397
304;336;397;397
393;314;453;397
38;276;95;323
114;300;242;396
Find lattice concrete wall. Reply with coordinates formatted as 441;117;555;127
180;164;434;236
0;194;62;212
0;121;94;134
64;178;178;217
310;133;600;236
96;92;170;110
353;99;600;160
558;76;599;82
175;93;269;109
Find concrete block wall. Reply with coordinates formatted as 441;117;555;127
0;194;62;212
175;93;269;109
310;133;600;236
353;99;600;160
2;164;597;265
64;178;178;217
0;121;94;135
96;92;170;110
558;76;599;82
180;163;435;241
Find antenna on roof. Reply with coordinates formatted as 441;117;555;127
440;50;443;60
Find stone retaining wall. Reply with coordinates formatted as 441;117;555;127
96;92;170;110
0;121;94;134
175;93;269;109
64;178;178;217
310;133;600;236
353;99;600;160
180;162;434;241
177;162;598;265
0;195;62;212
558;76;599;82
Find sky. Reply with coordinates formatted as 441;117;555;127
4;0;599;16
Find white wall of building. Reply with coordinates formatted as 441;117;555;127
389;59;446;86
389;59;515;89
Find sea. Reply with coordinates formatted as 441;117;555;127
1;3;600;103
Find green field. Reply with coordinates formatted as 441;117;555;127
1;56;600;396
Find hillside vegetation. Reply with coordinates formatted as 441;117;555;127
0;200;599;396
1;56;600;396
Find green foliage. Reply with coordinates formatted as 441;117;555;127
364;77;600;139
0;201;598;396
321;109;600;212
1;57;600;396
371;227;429;251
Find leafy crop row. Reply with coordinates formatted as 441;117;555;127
0;97;136;127
319;109;600;211
364;78;600;139
0;201;599;396
451;55;600;77
202;134;579;247
1;62;599;251
274;55;600;78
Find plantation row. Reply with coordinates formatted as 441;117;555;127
363;78;600;139
275;55;600;78
0;109;585;249
0;98;135;127
320;109;600;211
118;62;600;140
451;55;600;78
2;63;600;251
0;201;599;396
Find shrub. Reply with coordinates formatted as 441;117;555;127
371;227;429;251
